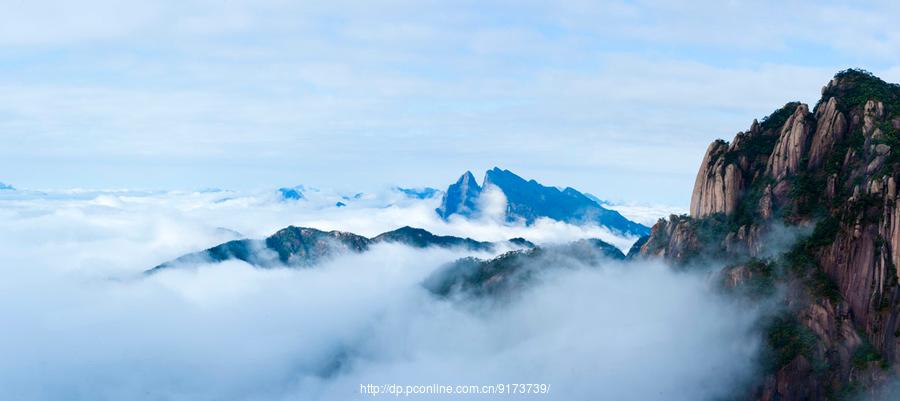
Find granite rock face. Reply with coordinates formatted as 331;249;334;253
766;104;812;180
690;140;744;217
641;69;900;400
808;97;847;169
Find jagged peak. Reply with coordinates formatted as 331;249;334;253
457;170;478;185
689;69;900;222
483;166;520;183
436;170;483;219
706;102;806;157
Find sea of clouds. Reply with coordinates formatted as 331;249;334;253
0;187;754;400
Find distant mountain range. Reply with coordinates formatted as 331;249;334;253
147;226;547;274
436;167;649;236
269;172;648;237
0;182;13;191
395;187;442;199
275;185;441;203
277;187;304;200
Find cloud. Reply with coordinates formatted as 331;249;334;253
2;1;898;204
0;187;665;272
0;189;762;400
474;183;508;223
603;202;688;227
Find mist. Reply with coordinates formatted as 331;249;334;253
0;189;756;400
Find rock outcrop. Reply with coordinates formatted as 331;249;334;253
688;103;801;218
766;104;812;180
636;215;701;262
690;140;744;217
808;97;847;169
641;69;900;400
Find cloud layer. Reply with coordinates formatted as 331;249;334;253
0;189;758;400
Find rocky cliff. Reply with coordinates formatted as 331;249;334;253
640;69;900;400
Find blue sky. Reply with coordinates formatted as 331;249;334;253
2;0;899;205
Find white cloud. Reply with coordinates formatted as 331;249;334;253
1;1;898;204
604;202;688;227
0;190;761;400
474;184;508;223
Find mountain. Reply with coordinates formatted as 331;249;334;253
582;192;606;205
371;226;494;251
265;226;371;265
634;69;900;400
148;226;370;272
0;182;13;190
435;171;482;219
436;168;649;236
277;187;304;201
395;186;441;199
341;193;364;201
147;226;530;274
425;238;625;297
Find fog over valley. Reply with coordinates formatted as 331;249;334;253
0;186;756;400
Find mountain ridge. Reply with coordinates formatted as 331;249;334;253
147;225;605;274
436;167;649;236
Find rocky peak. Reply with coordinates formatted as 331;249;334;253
436;171;482;219
690;139;743;217
435;167;650;236
807;97;847;169
644;69;900;399
765;103;812;180
689;102;802;218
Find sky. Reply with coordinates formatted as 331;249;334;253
2;0;900;205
